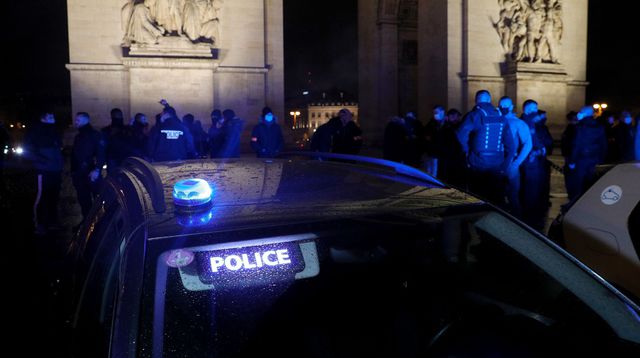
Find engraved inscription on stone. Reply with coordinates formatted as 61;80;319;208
493;0;563;64
122;0;223;47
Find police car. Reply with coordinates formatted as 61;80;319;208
68;154;640;357
551;162;640;301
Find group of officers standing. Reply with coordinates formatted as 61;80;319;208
17;89;634;235
384;89;620;232
22;101;285;235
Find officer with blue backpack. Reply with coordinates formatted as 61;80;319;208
457;90;516;206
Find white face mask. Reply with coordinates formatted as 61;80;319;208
576;112;584;121
264;113;274;122
624;116;632;125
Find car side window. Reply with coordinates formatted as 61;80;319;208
629;202;640;257
470;213;640;344
73;208;127;357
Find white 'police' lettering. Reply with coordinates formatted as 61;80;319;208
161;130;183;139
210;249;292;273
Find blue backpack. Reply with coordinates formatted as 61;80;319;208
468;106;509;170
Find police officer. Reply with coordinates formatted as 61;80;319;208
250;107;284;158
148;106;195;161
71;112;106;220
217;109;244;158
520;101;553;231
498;97;532;218
332;108;363;155
208;109;225;158
567;106;607;201
457;90;516;206
24;111;64;234
102;108;134;176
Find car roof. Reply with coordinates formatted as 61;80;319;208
121;156;482;239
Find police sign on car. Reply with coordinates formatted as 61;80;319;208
210;249;292;273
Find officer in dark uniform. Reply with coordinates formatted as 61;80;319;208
24;111;64;234
520;102;553;231
567;106;607;201
71;112;106;220
310;117;341;154
148;106;195;162
457;90;516;206
332;108;362;155
250;107;284;158
102;108;134;176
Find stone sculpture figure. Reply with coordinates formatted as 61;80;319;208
154;0;171;29
183;0;202;41
199;0;223;44
167;0;185;34
121;0;222;47
525;0;544;62
124;0;165;45
494;0;563;64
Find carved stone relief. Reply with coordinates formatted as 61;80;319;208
493;0;563;63
122;0;223;47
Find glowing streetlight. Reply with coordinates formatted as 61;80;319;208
289;111;301;128
592;103;608;117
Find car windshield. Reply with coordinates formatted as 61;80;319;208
140;206;640;357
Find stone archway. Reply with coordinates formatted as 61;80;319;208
359;0;419;145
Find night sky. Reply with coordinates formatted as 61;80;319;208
0;0;638;121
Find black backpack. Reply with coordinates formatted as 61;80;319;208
469;106;509;170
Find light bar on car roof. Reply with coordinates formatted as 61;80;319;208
172;178;213;208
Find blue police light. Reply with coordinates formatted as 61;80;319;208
173;178;213;208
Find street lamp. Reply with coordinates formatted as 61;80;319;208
289;111;301;128
593;103;608;117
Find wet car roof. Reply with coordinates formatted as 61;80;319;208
143;158;482;238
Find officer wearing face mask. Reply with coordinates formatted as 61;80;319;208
567;106;607;201
251;107;284;158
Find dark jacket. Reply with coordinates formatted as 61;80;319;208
24;122;64;173
569;116;607;165
251;121;284;158
438;121;467;185
521;113;553;166
383;118;408;162
102;123;135;169
457;103;516;172
148;117;195;162
130;121;149;159
424;119;446;158
208;123;225;158
404;116;425;167
614;123;635;162
561;123;577;160
218;117;244;158
310;117;341;153
71;124;106;173
332;121;363;155
185;121;209;157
